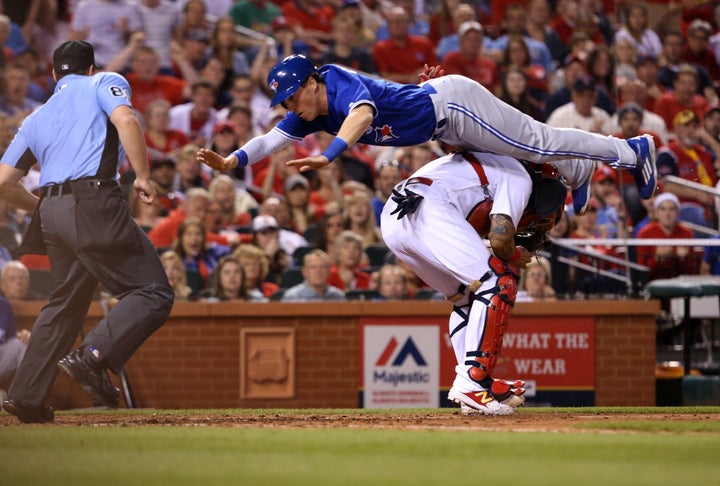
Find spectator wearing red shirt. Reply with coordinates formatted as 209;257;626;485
681;19;720;85
148;187;211;249
327;230;371;291
636;192;700;280
550;0;603;47
372;6;437;84
280;0;335;52
442;21;499;93
144;99;190;159
106;40;192;115
653;64;711;132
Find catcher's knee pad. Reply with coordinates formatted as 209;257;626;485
466;256;518;387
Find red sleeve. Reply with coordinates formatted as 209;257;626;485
327;267;344;290
635;226;658;274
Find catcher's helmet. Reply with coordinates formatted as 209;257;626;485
267;54;317;107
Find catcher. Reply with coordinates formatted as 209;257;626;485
380;150;565;415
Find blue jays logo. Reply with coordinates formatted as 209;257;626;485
268;79;279;93
374;124;398;143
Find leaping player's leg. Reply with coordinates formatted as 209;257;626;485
428;76;657;200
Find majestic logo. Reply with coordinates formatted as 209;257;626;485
268;79;279;93
374;124;398;143
375;336;427;367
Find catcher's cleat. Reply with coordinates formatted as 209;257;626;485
448;388;515;416
491;379;526;408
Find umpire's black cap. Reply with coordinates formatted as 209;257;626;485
53;40;96;73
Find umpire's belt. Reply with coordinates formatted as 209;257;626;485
41;179;116;198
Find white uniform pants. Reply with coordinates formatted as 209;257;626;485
381;188;503;392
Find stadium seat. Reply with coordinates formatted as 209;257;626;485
269;289;286;301
292;245;315;267
364;244;389;267
345;289;380;300
185;270;205;297
280;268;304;289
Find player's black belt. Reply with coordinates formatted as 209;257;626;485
41;179;116;198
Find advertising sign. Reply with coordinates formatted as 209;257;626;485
360;316;595;407
362;325;439;408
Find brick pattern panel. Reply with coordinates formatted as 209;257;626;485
10;300;659;409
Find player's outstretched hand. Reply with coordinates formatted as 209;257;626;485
419;64;445;82
134;176;157;205
286;155;330;172
197;148;238;171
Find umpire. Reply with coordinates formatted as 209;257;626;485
0;41;174;423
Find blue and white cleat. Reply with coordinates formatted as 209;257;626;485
627;134;657;199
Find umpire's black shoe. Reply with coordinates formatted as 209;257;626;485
58;347;120;408
3;398;54;423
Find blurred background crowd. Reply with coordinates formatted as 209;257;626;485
0;0;720;306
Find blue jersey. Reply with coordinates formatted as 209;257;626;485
0;72;133;186
274;65;437;147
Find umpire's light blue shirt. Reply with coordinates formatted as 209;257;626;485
0;72;133;186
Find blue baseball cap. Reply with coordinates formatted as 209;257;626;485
267;55;317;107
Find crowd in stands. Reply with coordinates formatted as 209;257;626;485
1;0;720;306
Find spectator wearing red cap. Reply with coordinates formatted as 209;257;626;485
210;120;239;159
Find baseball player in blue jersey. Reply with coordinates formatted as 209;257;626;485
0;41;174;423
197;54;657;215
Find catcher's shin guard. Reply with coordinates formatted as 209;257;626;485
464;256;518;390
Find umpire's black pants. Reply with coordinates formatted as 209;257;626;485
9;181;174;406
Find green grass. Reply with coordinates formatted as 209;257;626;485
2;408;720;486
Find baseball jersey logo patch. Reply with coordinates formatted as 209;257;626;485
269;79;279;93
374;124;398;143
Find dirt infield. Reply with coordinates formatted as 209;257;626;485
2;410;718;431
